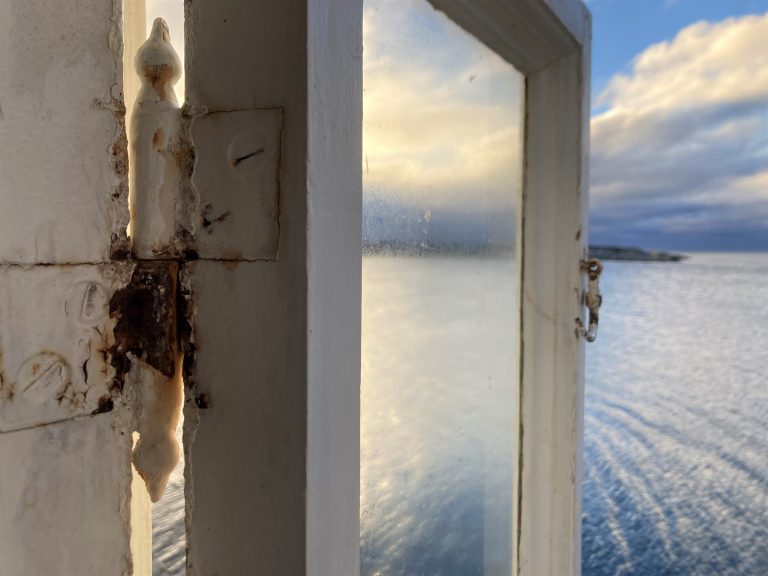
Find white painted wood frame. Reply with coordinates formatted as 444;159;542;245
0;0;152;574
183;1;361;575
183;0;588;575
427;1;592;574
0;0;587;573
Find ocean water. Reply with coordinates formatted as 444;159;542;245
152;252;768;575
152;421;185;575
582;252;768;576
360;254;518;576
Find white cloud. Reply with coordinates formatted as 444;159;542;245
590;12;768;249
596;14;768;114
363;0;523;211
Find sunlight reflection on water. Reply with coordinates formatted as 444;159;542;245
360;254;517;576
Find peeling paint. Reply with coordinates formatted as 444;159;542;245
172;105;199;253
95;95;132;261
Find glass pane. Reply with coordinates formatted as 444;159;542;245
361;1;524;575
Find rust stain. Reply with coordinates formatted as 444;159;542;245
170;115;195;179
110;136;128;178
0;348;9;402
152;128;165;150
202;209;231;231
143;63;177;101
107;96;131;259
194;392;210;410
91;395;114;415
214;211;230;224
109;261;179;391
110;229;131;260
177;264;197;391
170;115;197;257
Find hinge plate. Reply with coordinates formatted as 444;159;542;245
190;108;283;260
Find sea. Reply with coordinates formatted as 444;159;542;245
152;252;768;576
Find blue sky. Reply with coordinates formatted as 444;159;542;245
590;0;768;98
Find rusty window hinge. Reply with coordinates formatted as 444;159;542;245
576;258;603;343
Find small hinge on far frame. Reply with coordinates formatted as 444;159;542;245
576;258;603;342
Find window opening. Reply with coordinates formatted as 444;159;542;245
361;1;524;574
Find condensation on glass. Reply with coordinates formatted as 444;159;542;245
361;1;524;574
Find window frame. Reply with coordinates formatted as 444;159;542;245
179;1;590;574
425;2;592;574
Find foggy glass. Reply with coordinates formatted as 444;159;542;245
361;1;523;574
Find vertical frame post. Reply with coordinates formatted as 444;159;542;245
0;0;151;573
516;20;591;576
183;1;362;574
307;1;363;573
424;1;591;574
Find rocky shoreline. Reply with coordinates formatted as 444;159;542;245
589;245;687;262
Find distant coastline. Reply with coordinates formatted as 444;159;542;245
362;241;514;257
362;241;686;262
589;245;687;262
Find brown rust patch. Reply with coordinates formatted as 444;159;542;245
110;231;131;260
108;99;131;259
194;392;210;410
0;348;10;402
201;209;231;231
110;136;128;178
176;264;197;390
91;395;114;415
152;128;165;150
170;113;197;257
109;261;179;390
143;63;177;101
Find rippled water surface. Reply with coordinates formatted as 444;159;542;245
582;252;768;576
360;255;517;576
153;252;768;575
152;422;185;575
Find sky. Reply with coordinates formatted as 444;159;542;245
587;0;768;251
362;3;521;210
146;0;768;252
